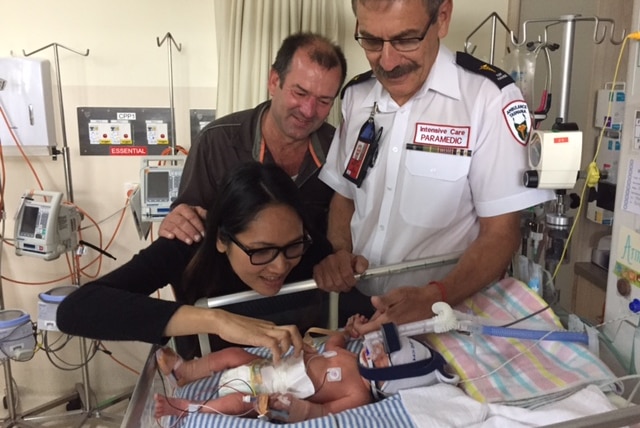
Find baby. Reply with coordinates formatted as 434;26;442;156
154;315;455;422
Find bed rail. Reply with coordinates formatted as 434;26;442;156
194;253;461;355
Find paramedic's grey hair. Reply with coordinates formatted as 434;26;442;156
351;0;445;18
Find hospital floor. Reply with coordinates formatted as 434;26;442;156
0;391;130;427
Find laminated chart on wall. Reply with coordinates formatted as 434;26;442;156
621;155;640;216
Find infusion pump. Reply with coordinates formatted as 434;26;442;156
139;155;185;222
14;190;81;261
128;155;186;240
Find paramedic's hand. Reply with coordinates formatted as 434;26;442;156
158;204;207;245
212;310;304;363
313;249;368;293
354;285;439;335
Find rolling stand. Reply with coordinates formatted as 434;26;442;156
2;338;131;428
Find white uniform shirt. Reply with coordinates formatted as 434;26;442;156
320;46;554;275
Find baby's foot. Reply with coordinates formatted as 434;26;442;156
154;393;193;418
155;347;186;387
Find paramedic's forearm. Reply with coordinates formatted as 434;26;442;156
437;212;521;305
327;193;354;252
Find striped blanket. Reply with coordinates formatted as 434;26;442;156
154;278;619;427
426;277;620;407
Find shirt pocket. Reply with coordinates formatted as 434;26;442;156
400;151;471;228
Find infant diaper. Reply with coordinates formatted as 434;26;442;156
218;354;315;399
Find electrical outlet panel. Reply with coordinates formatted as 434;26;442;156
146;120;169;145
77;107;171;156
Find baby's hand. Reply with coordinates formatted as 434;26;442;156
344;314;369;339
268;393;310;422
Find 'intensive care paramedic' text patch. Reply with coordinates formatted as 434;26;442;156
413;123;470;148
408;123;472;155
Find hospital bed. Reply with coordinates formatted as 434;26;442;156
120;256;640;428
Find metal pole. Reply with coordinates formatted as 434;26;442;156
51;45;74;203
167;40;177;154
558;15;577;123
156;33;182;155
489;14;498;65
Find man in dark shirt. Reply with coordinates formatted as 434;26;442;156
157;33;347;336
159;33;346;245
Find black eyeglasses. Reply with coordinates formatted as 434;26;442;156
354;13;438;52
226;234;313;265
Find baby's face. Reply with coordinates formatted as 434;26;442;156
359;342;391;368
359;342;392;395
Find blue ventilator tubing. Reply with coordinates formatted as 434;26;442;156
473;325;589;344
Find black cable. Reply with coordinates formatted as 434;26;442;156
499;305;551;328
79;240;117;260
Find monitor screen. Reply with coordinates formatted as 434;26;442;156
19;205;39;236
147;171;169;200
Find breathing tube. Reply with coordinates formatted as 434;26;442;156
363;302;595;361
465;324;589;345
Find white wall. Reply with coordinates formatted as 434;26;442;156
0;0;511;417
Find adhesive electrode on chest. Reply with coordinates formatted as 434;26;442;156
326;367;342;382
343;102;383;188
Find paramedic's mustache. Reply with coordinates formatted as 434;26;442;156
375;62;419;79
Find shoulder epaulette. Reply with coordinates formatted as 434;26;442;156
455;52;514;90
340;70;375;100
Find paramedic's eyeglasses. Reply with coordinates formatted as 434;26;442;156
227;235;313;265
354;14;438;52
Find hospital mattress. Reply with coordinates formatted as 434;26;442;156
122;268;640;427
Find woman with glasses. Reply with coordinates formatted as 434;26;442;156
57;162;332;361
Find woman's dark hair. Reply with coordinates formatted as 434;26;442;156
181;162;308;303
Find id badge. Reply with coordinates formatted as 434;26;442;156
343;103;382;187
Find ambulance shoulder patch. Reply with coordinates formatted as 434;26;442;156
340;70;375;100
455;52;514;90
502;100;530;146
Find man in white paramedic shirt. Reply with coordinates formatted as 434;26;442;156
314;0;555;332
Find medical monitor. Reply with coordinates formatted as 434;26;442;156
14;190;81;261
140;155;185;222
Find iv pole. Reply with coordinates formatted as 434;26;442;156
507;16;626;277
1;43;124;427
156;33;182;155
464;12;513;65
509;15;626;123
